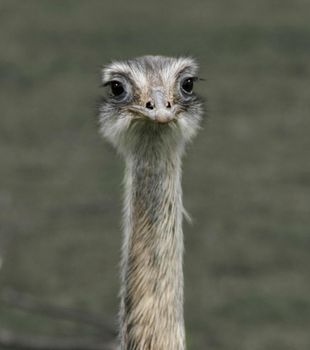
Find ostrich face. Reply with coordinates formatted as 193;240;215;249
99;56;203;153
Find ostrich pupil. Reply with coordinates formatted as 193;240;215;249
182;78;194;93
111;81;124;96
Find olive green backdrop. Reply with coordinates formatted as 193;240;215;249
0;1;309;349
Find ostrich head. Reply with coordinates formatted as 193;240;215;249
99;55;203;155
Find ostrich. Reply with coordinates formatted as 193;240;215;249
99;55;203;350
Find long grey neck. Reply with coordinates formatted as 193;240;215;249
120;145;185;350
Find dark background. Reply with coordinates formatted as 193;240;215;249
0;1;309;349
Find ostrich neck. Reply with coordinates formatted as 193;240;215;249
120;146;185;350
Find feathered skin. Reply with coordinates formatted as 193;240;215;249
99;55;203;350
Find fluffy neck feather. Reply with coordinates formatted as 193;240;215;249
120;137;185;350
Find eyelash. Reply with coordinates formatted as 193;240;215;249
102;76;199;103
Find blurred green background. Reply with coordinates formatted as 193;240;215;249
0;0;309;349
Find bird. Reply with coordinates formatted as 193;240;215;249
99;55;203;350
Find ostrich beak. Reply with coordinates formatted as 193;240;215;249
128;89;177;124
150;89;174;124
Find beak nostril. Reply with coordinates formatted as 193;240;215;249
146;101;154;110
166;101;171;109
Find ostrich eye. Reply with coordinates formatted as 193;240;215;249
110;81;125;97
181;77;194;94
